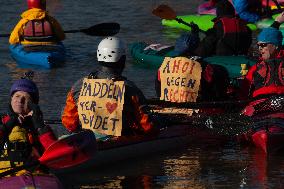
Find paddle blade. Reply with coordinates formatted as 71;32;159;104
152;4;177;20
80;22;120;36
0;34;10;37
39;130;96;169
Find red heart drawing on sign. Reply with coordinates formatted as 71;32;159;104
106;102;118;114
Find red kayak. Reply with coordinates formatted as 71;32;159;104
252;125;284;154
238;118;284;154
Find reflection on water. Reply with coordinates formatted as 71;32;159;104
57;142;284;189
1;0;284;188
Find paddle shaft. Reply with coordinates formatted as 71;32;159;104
148;98;249;109
174;18;207;33
0;22;120;37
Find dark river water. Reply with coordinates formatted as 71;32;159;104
0;0;284;188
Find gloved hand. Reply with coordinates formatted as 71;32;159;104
1;114;20;133
189;22;199;34
28;102;45;131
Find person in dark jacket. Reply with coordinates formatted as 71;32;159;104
194;0;252;57
61;37;159;140
0;78;57;175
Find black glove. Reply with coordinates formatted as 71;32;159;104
189;22;199;34
28;102;45;131
1;114;20;133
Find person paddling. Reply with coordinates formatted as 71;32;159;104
9;0;65;46
61;37;159;140
196;0;252;57
0;78;57;175
241;12;284;116
171;0;252;58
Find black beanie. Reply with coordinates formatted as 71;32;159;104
216;0;235;17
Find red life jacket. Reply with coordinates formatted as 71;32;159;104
252;58;284;97
218;17;248;37
22;18;55;42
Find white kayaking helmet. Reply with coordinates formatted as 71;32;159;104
97;37;126;63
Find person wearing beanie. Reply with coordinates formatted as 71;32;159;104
9;0;65;45
193;0;252;57
61;37;159;140
240;12;284;117
0;78;57;175
232;0;262;23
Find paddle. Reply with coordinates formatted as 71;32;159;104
152;4;204;33
162;111;284;136
0;22;120;37
157;95;284;136
0;129;96;178
148;98;249;109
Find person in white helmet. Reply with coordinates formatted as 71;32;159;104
61;37;159;140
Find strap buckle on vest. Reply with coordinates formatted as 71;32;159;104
9;142;29;151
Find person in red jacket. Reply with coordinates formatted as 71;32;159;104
241;12;284;116
61;37;159;140
0;78;57;175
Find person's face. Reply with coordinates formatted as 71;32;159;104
257;42;278;60
11;91;32;116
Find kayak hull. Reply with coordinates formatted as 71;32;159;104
0;174;63;189
9;43;65;69
55;124;227;173
129;42;256;79
252;126;284;154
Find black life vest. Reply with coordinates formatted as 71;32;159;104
0;115;41;171
22;18;56;42
214;17;250;55
253;59;284;90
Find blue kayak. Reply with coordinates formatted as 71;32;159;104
9;43;66;69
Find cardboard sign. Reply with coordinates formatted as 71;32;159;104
78;78;125;136
160;57;202;103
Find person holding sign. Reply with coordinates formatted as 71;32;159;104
9;0;65;45
0;78;57;175
61;37;158;139
155;56;229;104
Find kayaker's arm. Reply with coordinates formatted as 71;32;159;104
61;89;80;132
28;102;57;150
271;12;284;29
194;28;218;57
47;16;65;41
233;0;261;23
9;19;28;44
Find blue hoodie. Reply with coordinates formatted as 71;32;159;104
233;0;260;23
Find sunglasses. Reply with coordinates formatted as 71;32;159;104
257;43;269;48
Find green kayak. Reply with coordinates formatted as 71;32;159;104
161;14;258;31
129;42;257;79
161;14;284;32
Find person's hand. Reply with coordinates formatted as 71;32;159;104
1;114;20;133
189;22;199;34
275;12;284;24
28;102;45;130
